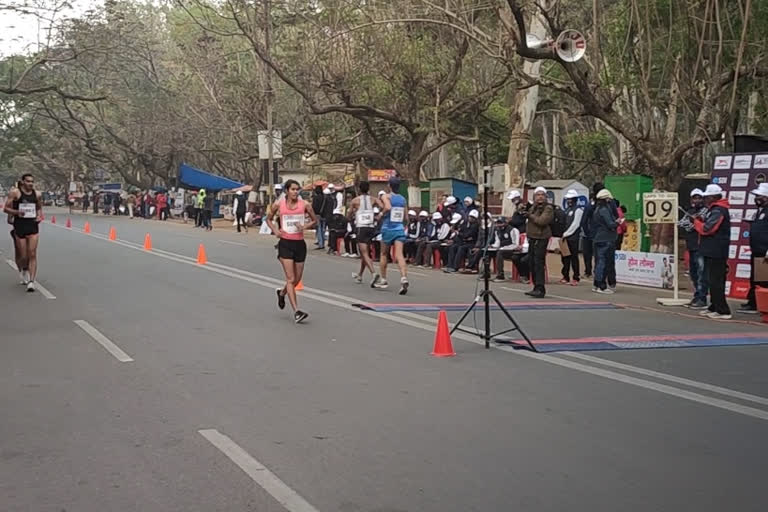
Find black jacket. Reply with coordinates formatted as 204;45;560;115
592;202;618;244
694;199;731;259
749;206;768;256
459;221;479;245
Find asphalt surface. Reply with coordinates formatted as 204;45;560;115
2;209;767;512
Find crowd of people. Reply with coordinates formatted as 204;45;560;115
300;179;632;299
76;189;174;220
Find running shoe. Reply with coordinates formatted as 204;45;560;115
294;310;309;324
699;309;714;316
276;288;286;310
706;312;732;320
19;271;26;285
26;281;35;293
370;274;382;288
399;277;409;295
373;278;389;289
737;304;758;314
352;273;363;284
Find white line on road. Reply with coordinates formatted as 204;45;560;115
52;223;768;421
73;320;133;362
5;259;56;299
559;351;768;407
501;286;583;302
219;239;248;247
199;429;321;512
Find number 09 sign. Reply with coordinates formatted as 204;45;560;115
643;192;678;224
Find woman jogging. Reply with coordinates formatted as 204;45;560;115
4;173;42;292
375;176;410;295
266;180;317;323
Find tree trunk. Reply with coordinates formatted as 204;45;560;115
502;11;546;216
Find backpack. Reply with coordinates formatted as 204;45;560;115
551;205;567;237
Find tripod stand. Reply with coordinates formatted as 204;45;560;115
449;153;537;352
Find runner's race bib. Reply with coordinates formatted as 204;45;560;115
282;214;305;234
390;207;405;223
19;203;36;219
356;210;374;226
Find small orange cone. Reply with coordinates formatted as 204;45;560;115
295;280;304;291
196;244;208;264
143;233;152;250
108;226;117;241
431;310;456;357
83;221;91;234
66;218;72;228
51;215;56;224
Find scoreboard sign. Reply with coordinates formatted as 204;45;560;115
643;192;677;224
711;152;768;299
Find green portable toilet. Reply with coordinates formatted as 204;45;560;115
604;175;654;252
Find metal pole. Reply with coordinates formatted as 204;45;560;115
482;148;491;349
265;0;274;202
673;222;679;301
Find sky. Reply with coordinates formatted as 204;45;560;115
0;0;101;57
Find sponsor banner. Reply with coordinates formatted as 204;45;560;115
714;155;733;169
734;155;753;169
731;280;750;299
730;227;741;241
755;154;768;169
738;245;752;260
615;251;673;289
367;169;397;182
729;190;746;205
729;245;738;259
735;263;752;279
731;173;750;187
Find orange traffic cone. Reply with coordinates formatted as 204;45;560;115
143;233;152;250
83;221;91;234
295;280;304;291
196;244;208;264
431;310;456;357
108;226;117;241
66;218;72;228
51;215;56;224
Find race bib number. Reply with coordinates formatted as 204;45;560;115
390;207;405;222
282;214;304;234
356;210;374;226
19;203;36;219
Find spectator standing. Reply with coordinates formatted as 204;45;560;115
740;183;768;314
592;188;620;294
680;189;707;309
525;186;554;298
693;184;731;319
234;190;248;233
560;189;583;285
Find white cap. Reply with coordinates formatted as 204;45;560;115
690;188;704;197
408;209;417;216
468;209;479;218
596;189;613;200
378;190;386;197
274;184;283;190
323;188;331;195
328;183;335;189
236;190;243;195
534;186;547;194
373;206;381;213
450;213;462;224
431;212;442;220
464;196;473;204
444;195;457;206
419;210;429;217
751;183;768;197
564;189;579;199
506;190;521;200
702;184;723;196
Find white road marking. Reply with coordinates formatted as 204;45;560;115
501;286;583;302
199;429;321;512
5;259;56;299
559;351;768;407
219;239;248;247
52;223;768;421
408;271;428;277
73;320;134;362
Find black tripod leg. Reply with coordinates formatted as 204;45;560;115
449;296;481;335
488;291;537;352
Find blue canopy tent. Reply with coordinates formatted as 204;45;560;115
178;164;243;218
178;163;243;192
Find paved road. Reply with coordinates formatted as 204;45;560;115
2;210;767;512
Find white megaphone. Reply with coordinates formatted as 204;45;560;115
525;29;586;62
